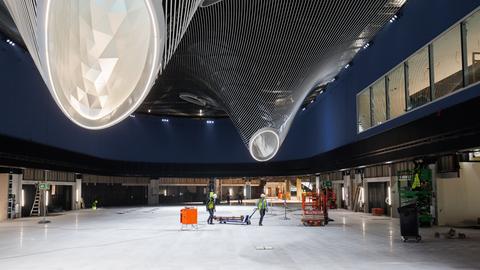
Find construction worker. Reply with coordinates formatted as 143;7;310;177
257;194;268;226
206;193;216;224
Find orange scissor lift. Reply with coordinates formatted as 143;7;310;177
301;191;328;226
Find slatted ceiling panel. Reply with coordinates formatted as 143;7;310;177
162;0;203;68
168;0;405;159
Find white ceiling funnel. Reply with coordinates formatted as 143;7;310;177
4;0;202;129
249;128;280;162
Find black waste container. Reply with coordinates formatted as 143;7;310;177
398;204;421;242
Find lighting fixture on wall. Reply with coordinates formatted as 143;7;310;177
359;187;364;203
387;186;392;206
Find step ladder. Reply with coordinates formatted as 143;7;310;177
30;185;41;216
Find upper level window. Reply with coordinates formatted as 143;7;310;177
371;78;387;125
357;89;371;133
357;8;480;133
387;64;406;118
465;10;480;85
432;25;463;99
407;47;431;109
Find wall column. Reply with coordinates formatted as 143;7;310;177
389;165;400;218
0;174;8;221
11;173;23;218
73;175;82;210
429;163;438;225
148;179;159;206
296;178;302;200
245;181;252;200
343;173;351;210
363;174;369;214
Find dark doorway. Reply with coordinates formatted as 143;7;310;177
368;182;388;215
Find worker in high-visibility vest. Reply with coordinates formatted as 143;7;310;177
257;194;268;226
206;193;217;224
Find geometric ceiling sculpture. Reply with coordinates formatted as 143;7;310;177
2;0;406;161
3;0;201;129
166;0;406;161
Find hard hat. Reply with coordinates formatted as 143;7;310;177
261;193;266;198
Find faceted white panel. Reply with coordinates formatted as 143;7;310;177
4;0;166;129
45;0;164;127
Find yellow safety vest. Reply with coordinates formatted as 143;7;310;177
258;199;267;209
208;198;215;209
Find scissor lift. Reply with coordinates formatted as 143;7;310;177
301;191;328;226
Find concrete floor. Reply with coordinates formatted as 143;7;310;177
0;206;479;270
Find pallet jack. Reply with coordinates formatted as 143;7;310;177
214;208;257;225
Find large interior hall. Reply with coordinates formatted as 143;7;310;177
1;0;480;269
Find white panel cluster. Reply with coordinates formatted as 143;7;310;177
4;0;200;129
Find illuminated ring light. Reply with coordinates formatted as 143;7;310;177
248;127;280;162
43;0;165;129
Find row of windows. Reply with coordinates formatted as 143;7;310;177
357;9;480;133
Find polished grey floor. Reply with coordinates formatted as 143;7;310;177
0;206;479;270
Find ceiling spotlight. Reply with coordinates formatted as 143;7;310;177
148;109;151;113
206;120;214;124
310;100;314;104
129;114;135;118
319;90;324;95
363;42;370;49
389;14;398;23
161;118;169;122
302;107;306;111
199;109;203;116
344;63;350;69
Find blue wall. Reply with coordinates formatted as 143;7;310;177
277;0;480;160
0;0;479;164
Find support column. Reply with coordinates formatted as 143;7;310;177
10;173;23;218
315;176;320;194
215;178;221;200
343;173;351;210
0;174;9;221
245;181;252;200
285;179;291;200
388;165;397;218
354;172;363;212
73;174;82;210
296;178;302;200
148;179;159;206
363;174;369;214
429;163;438;225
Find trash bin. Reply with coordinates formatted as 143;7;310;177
398;204;421;242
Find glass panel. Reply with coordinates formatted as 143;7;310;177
357;89;371;132
372;78;386;125
433;25;462;99
465;10;480;85
387;65;406;118
407;47;431;109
